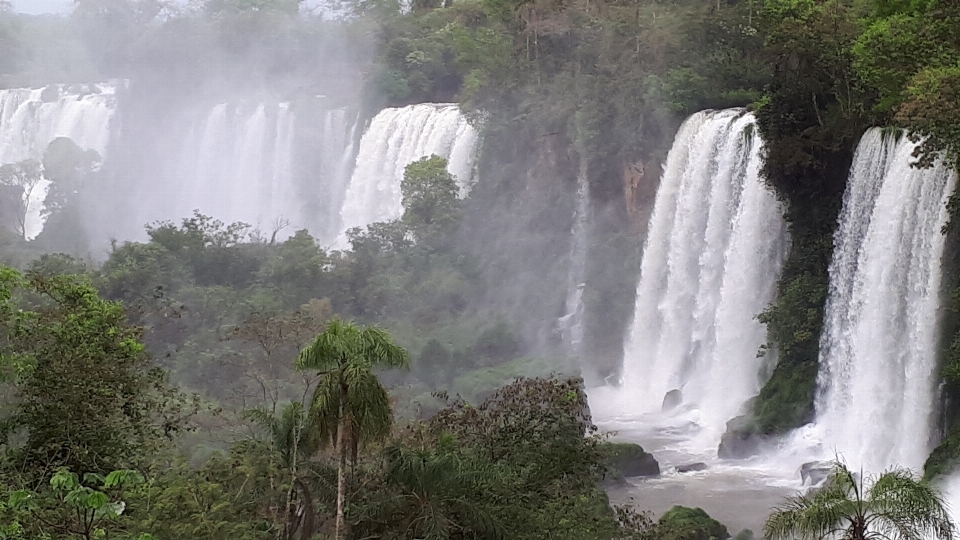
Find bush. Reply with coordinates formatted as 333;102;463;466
656;506;729;540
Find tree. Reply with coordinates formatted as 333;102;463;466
246;402;321;540
4;468;153;540
366;439;502;540
0;159;44;240
0;268;190;480
295;319;409;540
400;156;462;241
765;462;955;540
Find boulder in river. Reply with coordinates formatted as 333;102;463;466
800;461;833;486
662;389;683;411
717;415;771;459
600;442;660;483
676;462;708;473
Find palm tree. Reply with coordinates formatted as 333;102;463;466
374;440;503;539
765;462;956;540
295;319;409;540
245;402;320;540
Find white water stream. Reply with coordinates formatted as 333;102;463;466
336;103;478;245
607;109;788;443
805;129;957;473
0;84;116;239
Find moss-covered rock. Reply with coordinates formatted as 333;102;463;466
718;415;772;459
656;506;730;540
599;441;660;480
924;423;960;480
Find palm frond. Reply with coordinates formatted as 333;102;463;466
767;461;958;540
867;468;955;540
765;466;863;540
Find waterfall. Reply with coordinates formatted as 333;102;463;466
813;129;957;473
558;161;590;357
0;84;116;164
336;103;478;243
619;109;789;437
173;102;297;234
0;84;116;239
124;102;356;245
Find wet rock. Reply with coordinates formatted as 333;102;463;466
676;462;708;473
600;442;660;482
662;389;683;411
800;461;833;486
40;85;60;103
718;415;770;459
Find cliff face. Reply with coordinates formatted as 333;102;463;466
622;158;660;232
460;124;580;352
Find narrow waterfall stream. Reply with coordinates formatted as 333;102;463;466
557;160;591;359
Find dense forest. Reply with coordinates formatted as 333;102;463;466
1;0;960;535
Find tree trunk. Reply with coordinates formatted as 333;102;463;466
335;385;348;540
297;479;316;540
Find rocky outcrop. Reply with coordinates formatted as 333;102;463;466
600;441;660;484
623;159;646;224
662;389;683;411
800;461;833;486
657;506;730;540
676;462;708;473
717;415;772;459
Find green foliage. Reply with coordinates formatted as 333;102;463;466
0;268;192;479
656;506;729;540
401;155;463;240
127;444;288;539
2;467;148;540
297;319;410;450
898;65;960;170
924;423;960;481
765;462;954;540
351;377;655;540
370;442;504;539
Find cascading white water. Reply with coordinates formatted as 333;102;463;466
0;84;116;239
558;161;591;357
336;103;478;242
0;84;116;164
618;109;788;438
813;129;958;473
174;102;297;233
125;102;356;245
